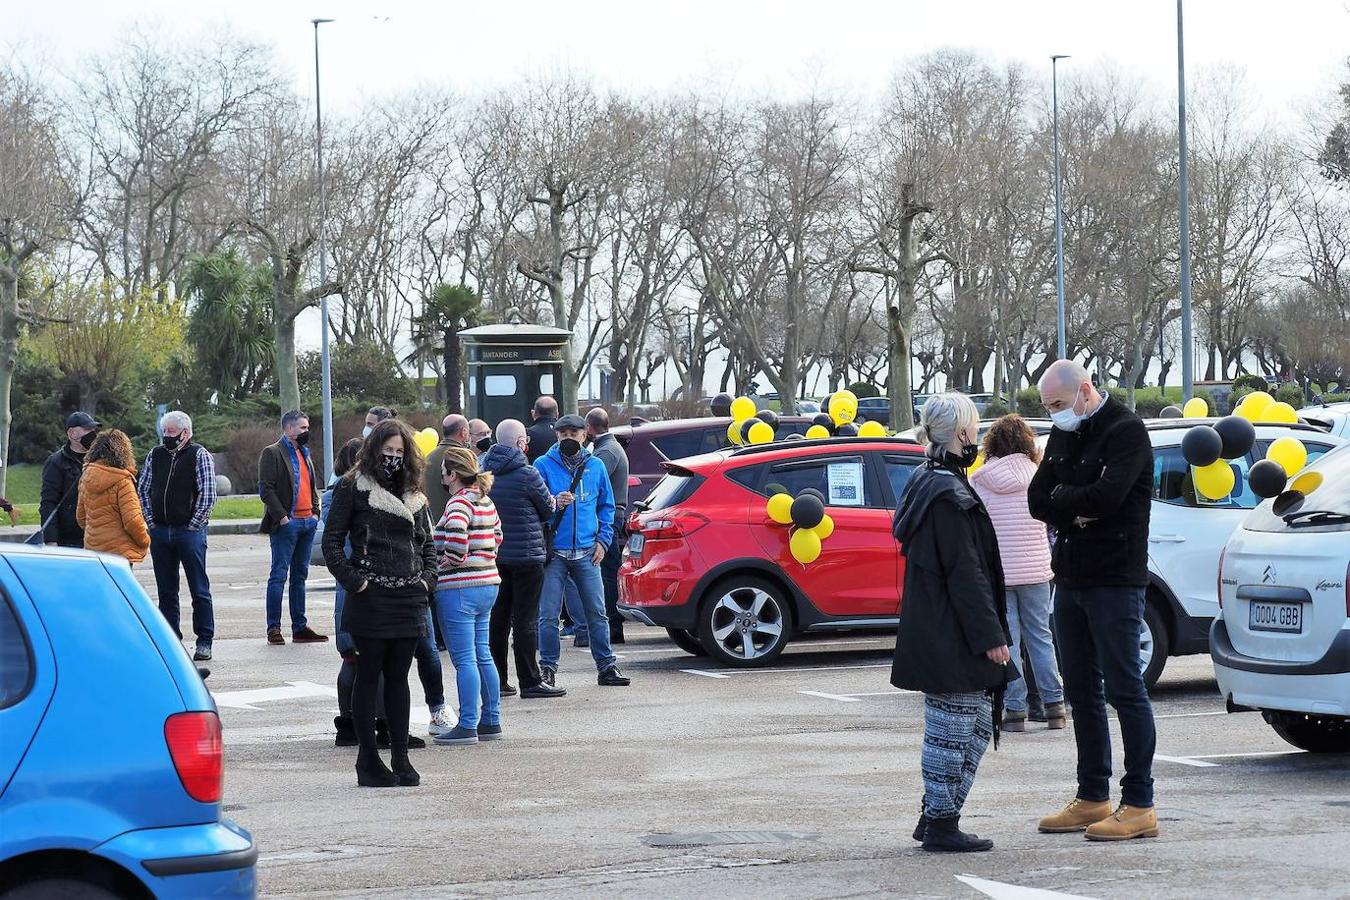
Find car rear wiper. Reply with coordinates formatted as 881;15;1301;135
1282;510;1350;528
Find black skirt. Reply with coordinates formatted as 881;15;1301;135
343;583;429;640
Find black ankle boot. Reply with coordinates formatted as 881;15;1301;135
921;816;993;853
355;749;397;788
912;813;928;842
334;715;357;748
375;718;390;749
391;753;420;787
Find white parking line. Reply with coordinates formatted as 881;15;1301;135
615;638;888;657
681;669;732;679
798;690;861;702
956;873;1097;899
1154;754;1220;768
1184;750;1306;761
1155;710;1229;719
682;662;891;678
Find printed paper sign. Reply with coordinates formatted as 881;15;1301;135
827;461;864;506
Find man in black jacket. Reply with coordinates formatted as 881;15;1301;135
1028;360;1158;842
258;410;327;646
586;407;630;642
39;412;100;547
482;419;565;698
525;396;559;463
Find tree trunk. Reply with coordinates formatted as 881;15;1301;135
274;306;300;413
443;326;463;414
887;302;913;431
0;268;19;498
545;189;577;414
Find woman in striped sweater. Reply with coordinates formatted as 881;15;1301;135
432;447;505;746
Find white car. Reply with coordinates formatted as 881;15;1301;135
1212;445;1350;752
1035;420;1344;688
1299;401;1350;439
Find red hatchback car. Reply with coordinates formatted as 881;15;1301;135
618;437;927;666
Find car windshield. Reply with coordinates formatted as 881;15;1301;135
1245;445;1350;533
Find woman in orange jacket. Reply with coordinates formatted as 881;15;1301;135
77;429;151;563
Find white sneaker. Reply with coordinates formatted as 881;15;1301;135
428;707;455;736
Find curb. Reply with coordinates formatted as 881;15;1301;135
0;518;264;545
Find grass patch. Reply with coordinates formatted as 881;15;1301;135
0;464;262;526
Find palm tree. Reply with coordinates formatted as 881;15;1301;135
409;283;482;414
183;251;274;401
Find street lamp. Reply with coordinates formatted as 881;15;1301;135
1051;54;1070;360
1175;0;1195;402
312;17;335;481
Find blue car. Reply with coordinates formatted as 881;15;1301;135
0;545;256;899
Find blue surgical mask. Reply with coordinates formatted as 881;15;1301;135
362;425;373;439
1050;391;1087;432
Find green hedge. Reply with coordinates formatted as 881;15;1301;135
845;381;881;399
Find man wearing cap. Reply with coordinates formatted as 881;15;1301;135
535;414;630;687
40;412;100;547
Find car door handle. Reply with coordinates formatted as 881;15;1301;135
1148;534;1187;543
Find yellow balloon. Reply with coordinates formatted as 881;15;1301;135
1264;401;1298;424
805;424;831;440
748;421;774;445
1266;437;1308;476
831;402;857;426
767;493;794;525
1192;460;1236;500
789;528;822;564
813;514;835;540
857;420;887;438
1290;471;1323;495
730;396;756;422
833;389;858;408
1183;397;1208;418
726;421;743;445
1241;390;1274;420
966;452;986;476
414;427;439;456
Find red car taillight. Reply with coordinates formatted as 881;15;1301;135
165;711;223;803
628;475;642;488
1217;546;1226;610
643;511;710;540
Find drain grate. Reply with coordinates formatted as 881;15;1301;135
641;831;819;848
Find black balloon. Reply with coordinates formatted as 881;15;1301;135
1181;426;1223;467
739;419;758;444
799;487;826;503
821;394;832;415
789;493;826;530
1214;415;1256;460
1248;459;1288;499
811;413;833;431
1160;405;1183;419
710;392;733;417
766;482;788;495
756;409;780;428
836;422;859;437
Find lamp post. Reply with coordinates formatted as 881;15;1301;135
312;17;335;481
1051;54;1070;360
1175;0;1195;402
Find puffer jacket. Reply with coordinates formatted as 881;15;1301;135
76;461;151;563
970;454;1052;587
480;443;554;565
321;472;436;595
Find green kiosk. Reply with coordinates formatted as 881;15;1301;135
459;323;571;426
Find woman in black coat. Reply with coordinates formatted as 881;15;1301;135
323;419;437;788
892;393;1015;853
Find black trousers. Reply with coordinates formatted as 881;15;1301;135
490;562;545;688
601;532;625;632
352;636;416;756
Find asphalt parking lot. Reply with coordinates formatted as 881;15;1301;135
165;535;1350;899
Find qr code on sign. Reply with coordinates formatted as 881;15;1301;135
835;486;857;499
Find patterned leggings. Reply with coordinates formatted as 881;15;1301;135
921;691;993;820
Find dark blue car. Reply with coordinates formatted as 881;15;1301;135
0;545;256;898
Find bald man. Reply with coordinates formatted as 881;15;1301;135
526;396;560;463
426;414;471;522
1028;360;1158;841
468;419;493;455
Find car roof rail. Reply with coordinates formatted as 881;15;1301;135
727;436;923;457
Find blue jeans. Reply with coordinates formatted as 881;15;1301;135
149;525;213;642
266;516;318;631
1003;582;1064;713
333;538;355;656
539;554;616;672
1055;584;1157;808
563;576;585;641
435;584;500;730
415;607;446;711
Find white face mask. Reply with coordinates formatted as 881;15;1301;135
1050;389;1088;432
362;425;373;439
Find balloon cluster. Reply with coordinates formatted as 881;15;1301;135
765;484;835;564
805;390;887;440
1160;397;1210;418
1233;390;1298;425
413;427;439;456
1180;414;1310;501
725;395;778;446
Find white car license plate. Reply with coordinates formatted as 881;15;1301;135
1249;600;1302;634
626;533;644;556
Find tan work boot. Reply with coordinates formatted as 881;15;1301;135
1045;702;1067;730
1038;797;1113;833
1003;710;1028;732
1085;804;1159;841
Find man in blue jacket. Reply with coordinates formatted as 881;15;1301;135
535;415;631;687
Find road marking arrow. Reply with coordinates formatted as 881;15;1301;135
212;681;338;711
956;874;1097;899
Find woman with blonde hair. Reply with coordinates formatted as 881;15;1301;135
431;446;504;746
970;414;1063;733
77;429;150;563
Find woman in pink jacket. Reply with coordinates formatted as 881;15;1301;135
970;415;1065;732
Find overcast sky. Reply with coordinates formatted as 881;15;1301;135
12;1;1349;392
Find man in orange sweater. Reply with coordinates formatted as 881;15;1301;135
258;410;328;646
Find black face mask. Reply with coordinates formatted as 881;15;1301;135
380;454;404;477
476;436;492;453
162;434;181;451
558;438;582;457
295;430;311;447
78;430;98;450
956;443;980;468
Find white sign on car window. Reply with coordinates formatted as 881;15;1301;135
827;461;865;506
